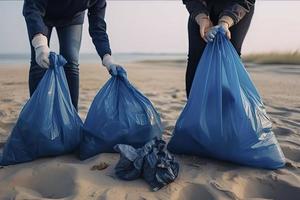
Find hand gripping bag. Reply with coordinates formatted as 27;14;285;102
0;52;83;165
79;67;163;160
167;28;285;169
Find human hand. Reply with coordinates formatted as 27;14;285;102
195;13;213;42
102;54;120;76
32;34;50;69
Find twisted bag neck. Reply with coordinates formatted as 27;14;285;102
216;26;226;36
115;66;127;78
48;52;67;69
112;66;129;84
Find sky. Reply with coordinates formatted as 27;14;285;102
0;1;299;55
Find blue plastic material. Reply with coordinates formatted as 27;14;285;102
167;28;285;169
114;138;179;191
0;53;83;166
79;67;163;160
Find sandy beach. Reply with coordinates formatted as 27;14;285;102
0;60;299;200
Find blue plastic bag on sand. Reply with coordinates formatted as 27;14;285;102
167;28;285;169
0;53;83;166
79;67;163;160
114;138;179;191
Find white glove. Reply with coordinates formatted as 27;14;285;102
102;54;120;76
32;34;50;69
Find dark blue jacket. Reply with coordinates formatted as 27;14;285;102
183;0;255;24
23;0;111;59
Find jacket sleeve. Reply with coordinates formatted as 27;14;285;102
220;0;255;24
23;0;48;40
182;0;210;20
88;0;112;60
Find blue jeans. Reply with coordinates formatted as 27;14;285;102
28;24;83;110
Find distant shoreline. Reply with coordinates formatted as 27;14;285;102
1;52;300;65
0;53;187;65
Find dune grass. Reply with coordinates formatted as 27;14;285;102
242;52;300;65
136;52;300;66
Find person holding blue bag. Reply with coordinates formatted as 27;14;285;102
23;0;122;110
183;0;255;97
168;0;285;169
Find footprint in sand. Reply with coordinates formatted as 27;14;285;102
270;105;300;115
269;111;291;117
176;183;218;200
273;126;295;137
169;104;184;111
97;188;126;200
0;121;15;132
281;119;300;128
144;92;159;97
0;110;7;118
0;98;13;103
15;165;77;199
246;179;300;200
281;146;300;162
221;176;300;200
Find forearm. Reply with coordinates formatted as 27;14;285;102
183;0;209;20
220;0;255;24
23;0;48;40
88;1;111;60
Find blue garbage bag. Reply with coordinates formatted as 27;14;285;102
142;139;179;191
0;52;83;165
114;143;149;181
79;67;163;160
167;28;285;169
114;137;179;191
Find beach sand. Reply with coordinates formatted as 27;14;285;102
0;61;299;200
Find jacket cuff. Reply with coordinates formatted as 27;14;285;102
184;1;209;20
27;26;49;41
218;16;234;28
220;4;247;24
99;49;111;60
191;9;209;20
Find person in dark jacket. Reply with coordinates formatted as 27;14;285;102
23;0;121;110
183;0;255;97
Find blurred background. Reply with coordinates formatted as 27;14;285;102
0;0;299;64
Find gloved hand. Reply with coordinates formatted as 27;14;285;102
195;13;213;42
218;16;234;39
204;16;234;42
31;34;50;69
102;54;120;76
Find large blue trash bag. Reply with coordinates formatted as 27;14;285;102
79;66;163;160
0;52;83;165
167;28;285;169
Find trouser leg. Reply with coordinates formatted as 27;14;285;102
56;24;83;110
185;17;207;98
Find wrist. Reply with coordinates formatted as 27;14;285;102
195;13;209;24
219;21;229;30
32;34;48;49
218;16;234;28
102;54;113;67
